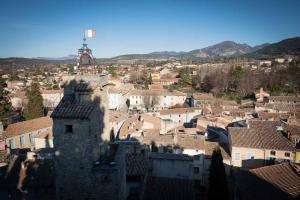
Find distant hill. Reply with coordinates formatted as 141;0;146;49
111;41;258;61
1;37;300;65
249;37;300;56
184;41;252;58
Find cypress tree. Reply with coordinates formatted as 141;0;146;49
0;77;12;120
24;82;44;120
208;147;228;200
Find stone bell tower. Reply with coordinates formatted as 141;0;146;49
51;76;126;200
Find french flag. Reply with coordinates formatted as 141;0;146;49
85;29;96;38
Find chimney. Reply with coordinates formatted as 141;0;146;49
260;87;263;94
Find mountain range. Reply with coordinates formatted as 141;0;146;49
110;37;299;61
1;37;300;64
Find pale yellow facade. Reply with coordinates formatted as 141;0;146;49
231;146;296;168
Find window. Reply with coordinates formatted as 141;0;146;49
194;167;199;174
270;150;276;156
29;133;33;144
235;153;241;160
8;139;15;149
20;135;25;147
247;153;254;159
65;125;73;133
284;152;290;157
194;155;200;160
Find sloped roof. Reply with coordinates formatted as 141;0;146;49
126;153;148;176
192;93;215;100
204;141;231;160
160;107;200;115
269;96;300;102
229;121;295;151
149;152;193;161
176;134;205;150
51;96;95;119
5;116;52;138
109;111;129;123
130;89;186;96
235;163;300;200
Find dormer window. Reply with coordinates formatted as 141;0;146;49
65;125;73;133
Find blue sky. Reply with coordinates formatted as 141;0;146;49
0;0;300;58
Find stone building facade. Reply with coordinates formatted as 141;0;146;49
51;75;126;200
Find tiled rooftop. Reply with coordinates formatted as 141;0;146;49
51;96;95;119
126;153;148;176
229;121;295;151
5;116;52;138
236;163;300;200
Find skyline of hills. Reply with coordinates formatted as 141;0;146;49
0;36;299;63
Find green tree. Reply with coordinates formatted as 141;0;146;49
24;82;44;120
201;75;214;93
0;78;12;120
108;66;117;77
208;147;228;200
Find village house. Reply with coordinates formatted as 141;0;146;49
259;60;272;66
257;111;290;121
4;116;53;150
128;89;186;112
9;91;27;110
159;107;202;124
255;88;270;103
228;120;298;169
274;58;285;63
191;93;216;107
118;114;161;140
159;78;179;86
123;127;206;183
255;101;300;113
41;89;64;109
6;80;25;90
150;71;160;83
109;111;129;139
149;153;195;180
108;87;131;111
148;83;164;91
268;96;300;105
159;107;202;133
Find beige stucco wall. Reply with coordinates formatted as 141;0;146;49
231;146;296;168
6;127;52;150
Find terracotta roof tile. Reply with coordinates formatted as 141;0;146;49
160;107;200;115
5;117;52;138
176;134;205;150
236;163;300;200
51;96;95;119
229;121;295;151
126;153;148;176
